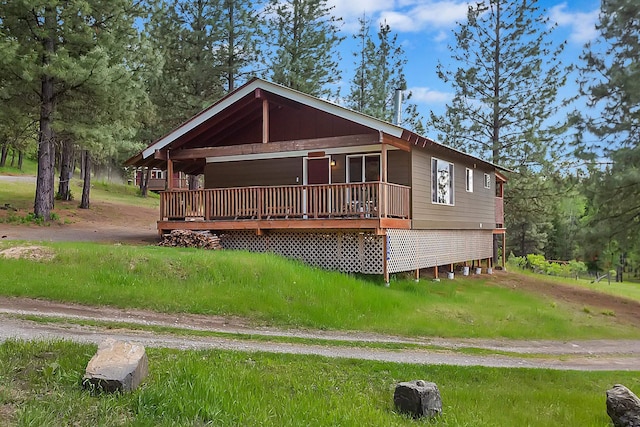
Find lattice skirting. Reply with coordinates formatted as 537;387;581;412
219;229;494;276
386;229;493;273
219;231;385;274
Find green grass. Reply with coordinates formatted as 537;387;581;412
0;156;38;175
0;339;636;426
1;242;639;340
0;177;158;218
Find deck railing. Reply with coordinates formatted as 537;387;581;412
160;182;410;221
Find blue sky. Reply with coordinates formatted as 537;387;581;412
326;0;602;125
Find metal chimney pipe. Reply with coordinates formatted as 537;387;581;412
393;89;403;125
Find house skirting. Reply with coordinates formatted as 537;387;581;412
219;229;493;276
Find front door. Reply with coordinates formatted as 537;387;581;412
305;157;330;217
307;157;330;185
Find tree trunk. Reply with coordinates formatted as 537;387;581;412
56;139;74;201
0;141;7;167
139;167;149;197
10;148;15;167
79;150;91;209
17;151;23;170
34;6;56;221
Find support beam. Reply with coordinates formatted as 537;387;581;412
166;151;174;191
262;98;269;144
383;236;390;286
502;233;507;269
167;134;380;160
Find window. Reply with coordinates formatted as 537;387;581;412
432;157;454;205
484;173;491;189
465;168;473;192
150;169;164;179
347;154;381;183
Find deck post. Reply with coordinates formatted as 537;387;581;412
381;143;388;218
166;150;174;191
414;268;419;282
383;235;390;287
433;265;439;280
262;98;269;144
502;233;507;270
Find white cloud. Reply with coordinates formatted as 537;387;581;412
549;3;599;44
380;2;469;32
407;86;452;104
328;0;468;34
433;30;449;43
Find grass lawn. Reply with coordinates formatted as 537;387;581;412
0;177;158;223
1;242;639;340
0;156;38;176
0;339;634;426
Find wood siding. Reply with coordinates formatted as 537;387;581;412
204;157;302;188
411;149;495;230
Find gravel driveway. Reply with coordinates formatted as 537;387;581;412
2;297;640;371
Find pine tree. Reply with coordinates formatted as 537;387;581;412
428;0;571;256
577;0;640;269
213;0;265;92
0;0;151;219
347;16;423;133
145;0;226;136
267;0;343;98
429;0;568;167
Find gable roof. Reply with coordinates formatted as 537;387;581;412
127;78;508;172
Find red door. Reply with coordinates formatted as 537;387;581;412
307;158;329;184
307;158;330;217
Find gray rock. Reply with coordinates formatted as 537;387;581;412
607;384;640;427
83;338;148;392
394;380;442;419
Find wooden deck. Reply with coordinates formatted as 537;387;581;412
158;182;411;233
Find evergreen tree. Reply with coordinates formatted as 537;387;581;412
145;0;226;135
347;16;423;133
428;0;570;256
577;0;639;261
213;0;265;92
0;0;151;219
267;0;343;98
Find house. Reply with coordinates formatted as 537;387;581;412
132;168;190;192
126;78;507;282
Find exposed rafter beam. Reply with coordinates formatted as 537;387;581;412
164;133;380;160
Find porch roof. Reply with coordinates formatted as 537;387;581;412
125;78;508;175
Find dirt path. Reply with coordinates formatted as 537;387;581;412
2;296;640;371
487;273;640;325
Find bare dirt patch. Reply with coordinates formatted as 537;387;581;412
486;270;640;325
0;245;55;261
0;199;159;244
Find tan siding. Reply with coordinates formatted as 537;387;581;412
205;158;303;188
411;149;495;229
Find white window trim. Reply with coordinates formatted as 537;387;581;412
484;173;491;189
431;157;455;206
346;153;381;183
466;168;473;193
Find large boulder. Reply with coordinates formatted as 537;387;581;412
607;384;640;427
83;338;148;392
394;380;442;419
